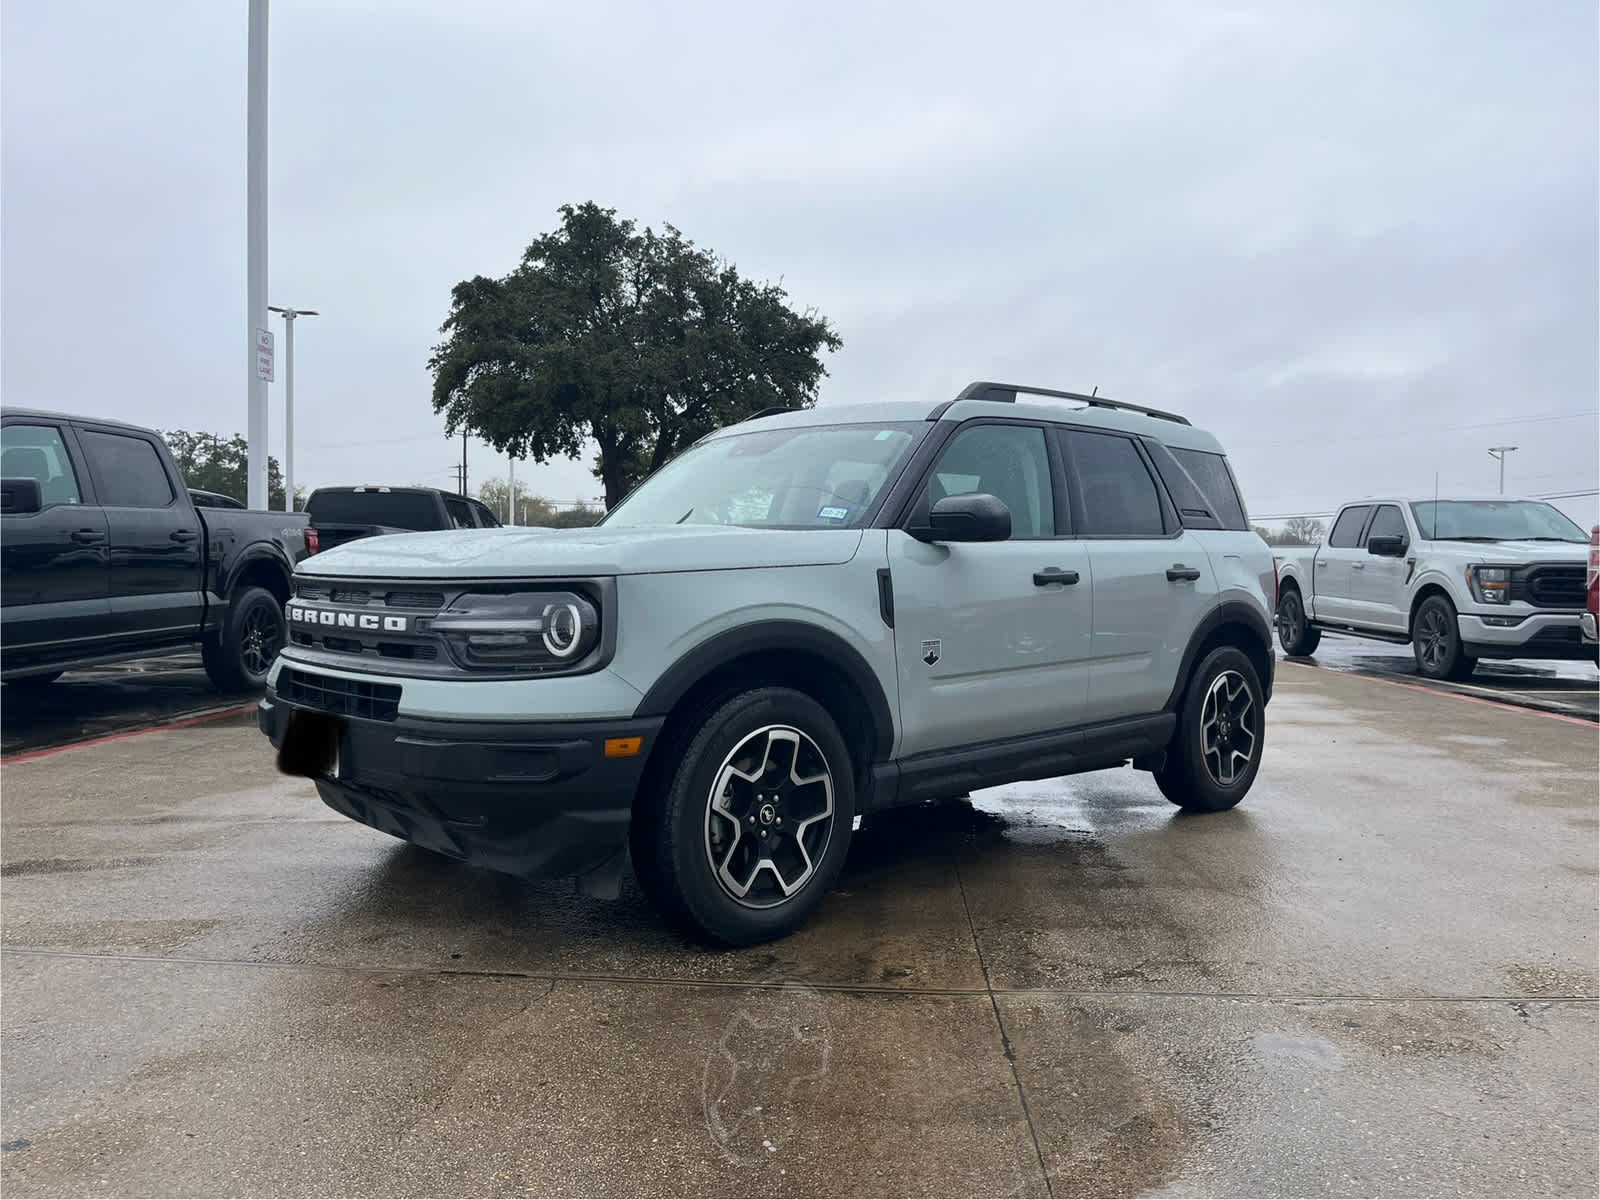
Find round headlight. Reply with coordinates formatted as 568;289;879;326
543;602;583;658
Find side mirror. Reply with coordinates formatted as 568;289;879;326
910;493;1012;543
1;477;42;515
1367;533;1406;557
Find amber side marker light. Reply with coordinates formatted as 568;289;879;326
604;737;643;758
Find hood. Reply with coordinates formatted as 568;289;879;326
1427;540;1589;564
297;524;867;579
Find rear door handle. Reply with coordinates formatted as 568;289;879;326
1033;568;1079;587
170;529;199;542
1166;565;1202;582
70;529;106;544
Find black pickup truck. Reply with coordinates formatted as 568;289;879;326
303;485;499;555
1;408;310;692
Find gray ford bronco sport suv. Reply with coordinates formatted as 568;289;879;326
263;381;1276;944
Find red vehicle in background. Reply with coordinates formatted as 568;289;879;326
1584;525;1598;656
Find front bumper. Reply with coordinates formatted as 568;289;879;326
1458;611;1596;661
259;688;663;879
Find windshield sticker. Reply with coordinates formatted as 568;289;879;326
874;430;895;440
817;506;849;521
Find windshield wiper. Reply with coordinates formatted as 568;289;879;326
1520;536;1585;542
675;508;695;524
1436;535;1501;542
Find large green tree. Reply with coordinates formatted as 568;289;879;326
428;203;842;508
164;431;303;510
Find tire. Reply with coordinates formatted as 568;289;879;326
1412;594;1476;681
632;686;855;946
5;671;63;691
1155;646;1265;813
202;585;285;693
1275;587;1321;656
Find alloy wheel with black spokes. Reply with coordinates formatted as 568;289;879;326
1155;645;1265;813
1412;594;1475;681
1199;669;1258;788
1276;588;1320;656
704;724;836;909
241;602;282;679
634;686;856;946
203;585;287;693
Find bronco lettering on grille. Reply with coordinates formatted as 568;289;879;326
285;605;408;633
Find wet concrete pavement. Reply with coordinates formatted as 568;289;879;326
1291;632;1598;722
1;664;1596;1196
0;654;251;760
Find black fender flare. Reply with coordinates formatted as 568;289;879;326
633;620;896;762
221;543;294;604
1163;599;1276;711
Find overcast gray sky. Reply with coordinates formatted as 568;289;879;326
4;0;1596;527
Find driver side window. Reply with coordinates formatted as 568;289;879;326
925;424;1055;539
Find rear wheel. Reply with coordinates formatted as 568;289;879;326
1155;646;1265;813
203;585;285;693
1412;594;1476;681
632;687;854;946
1276;588;1321;656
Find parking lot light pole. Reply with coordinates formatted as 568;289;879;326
268;306;317;511
246;0;270;510
1488;446;1518;495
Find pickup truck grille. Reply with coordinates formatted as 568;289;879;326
1511;565;1586;608
278;667;401;721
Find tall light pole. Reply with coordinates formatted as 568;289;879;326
246;0;270;510
268;306;316;511
1488;446;1518;495
507;452;517;525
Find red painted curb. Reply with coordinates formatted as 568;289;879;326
1;704;258;765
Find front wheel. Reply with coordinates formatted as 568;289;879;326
1412;594;1476;681
203;585;285;693
1276;588;1321;656
632;687;855;946
1155;646;1265;813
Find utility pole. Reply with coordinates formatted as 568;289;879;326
245;0;270;510
460;429;468;496
507;453;517;525
448;464;466;493
268;305;317;511
1487;446;1518;495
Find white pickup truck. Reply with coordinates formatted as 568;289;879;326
1274;496;1596;680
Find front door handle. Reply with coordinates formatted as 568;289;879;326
1351;561;1365;570
170;529;199;543
1034;568;1080;587
1166;565;1202;582
70;529;106;544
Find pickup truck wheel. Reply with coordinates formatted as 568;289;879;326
634;687;854;946
202;585;285;693
1412;595;1476;681
1155;646;1264;813
1276;589;1321;656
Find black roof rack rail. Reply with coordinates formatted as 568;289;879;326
742;405;796;423
953;380;1191;426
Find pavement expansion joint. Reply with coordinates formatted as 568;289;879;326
3;947;1598;1006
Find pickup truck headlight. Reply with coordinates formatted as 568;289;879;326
429;590;600;672
1466;566;1511;605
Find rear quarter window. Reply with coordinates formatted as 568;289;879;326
1167;447;1249;531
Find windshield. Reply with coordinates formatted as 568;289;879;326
1411;500;1586;542
602;422;924;529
